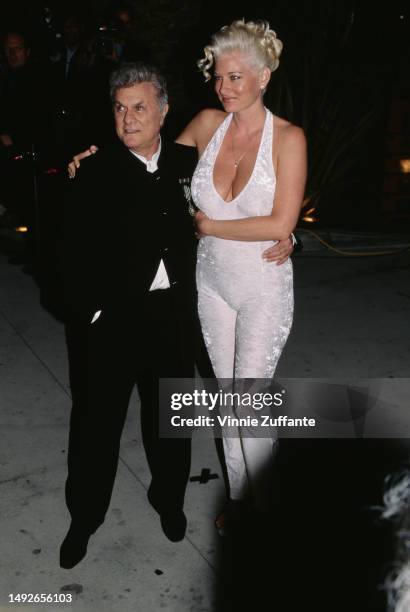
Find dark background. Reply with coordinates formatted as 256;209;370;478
1;0;409;229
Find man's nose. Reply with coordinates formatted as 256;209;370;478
123;109;134;124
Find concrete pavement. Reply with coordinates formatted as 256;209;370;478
1;248;410;611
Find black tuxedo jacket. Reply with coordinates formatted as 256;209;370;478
62;138;199;327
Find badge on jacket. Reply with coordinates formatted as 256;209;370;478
179;177;197;216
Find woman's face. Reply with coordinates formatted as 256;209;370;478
213;50;269;113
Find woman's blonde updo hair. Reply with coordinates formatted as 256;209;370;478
198;19;283;81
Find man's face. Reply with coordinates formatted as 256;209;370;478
4;34;30;69
115;9;133;32
113;82;168;155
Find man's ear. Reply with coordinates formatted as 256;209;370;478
161;103;169;126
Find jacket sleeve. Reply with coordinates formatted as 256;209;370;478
60;159;106;322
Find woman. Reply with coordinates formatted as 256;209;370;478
176;19;307;524
68;19;306;529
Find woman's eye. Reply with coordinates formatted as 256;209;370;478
230;75;240;80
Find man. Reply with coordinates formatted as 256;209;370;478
60;62;294;569
111;4;149;62
0;31;50;149
48;15;91;162
0;31;50;264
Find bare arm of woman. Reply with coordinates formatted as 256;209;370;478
175;108;227;153
66;109;221;180
68;145;99;178
195;124;307;241
66;109;221;177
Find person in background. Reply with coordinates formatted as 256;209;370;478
48;14;91;162
0;31;50;266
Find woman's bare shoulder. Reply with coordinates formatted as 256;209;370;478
196;108;227;127
188;108;227;141
273;115;306;153
273;115;305;141
176;108;226;147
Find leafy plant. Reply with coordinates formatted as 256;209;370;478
266;9;388;221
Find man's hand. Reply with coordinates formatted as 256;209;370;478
194;210;211;239
262;237;294;265
68;145;99;179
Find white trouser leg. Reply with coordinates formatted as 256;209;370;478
198;287;249;499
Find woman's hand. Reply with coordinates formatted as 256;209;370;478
194;210;212;238
194;212;295;264
262;237;294;265
68;145;99;179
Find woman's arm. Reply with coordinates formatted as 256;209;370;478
175;108;226;152
68;146;99;178
196;124;307;241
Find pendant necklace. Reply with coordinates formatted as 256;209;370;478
231;130;247;168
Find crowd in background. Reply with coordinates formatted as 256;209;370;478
0;3;150;260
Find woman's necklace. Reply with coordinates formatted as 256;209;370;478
230;113;265;167
231;130;247;168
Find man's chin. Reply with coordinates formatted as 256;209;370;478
121;134;142;149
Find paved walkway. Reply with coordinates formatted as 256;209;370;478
1;249;409;611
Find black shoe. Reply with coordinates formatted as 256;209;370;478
59;523;93;569
147;483;161;514
159;509;187;542
147;484;187;542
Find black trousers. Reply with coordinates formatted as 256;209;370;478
65;289;194;532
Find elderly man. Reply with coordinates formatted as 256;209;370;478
60;62;293;569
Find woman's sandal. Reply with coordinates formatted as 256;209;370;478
214;499;249;536
214;511;227;537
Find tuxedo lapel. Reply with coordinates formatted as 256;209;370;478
157;139;183;177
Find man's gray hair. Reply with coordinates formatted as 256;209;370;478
109;62;168;110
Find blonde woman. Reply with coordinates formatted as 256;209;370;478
177;19;307;527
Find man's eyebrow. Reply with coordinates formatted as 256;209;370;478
114;100;145;107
